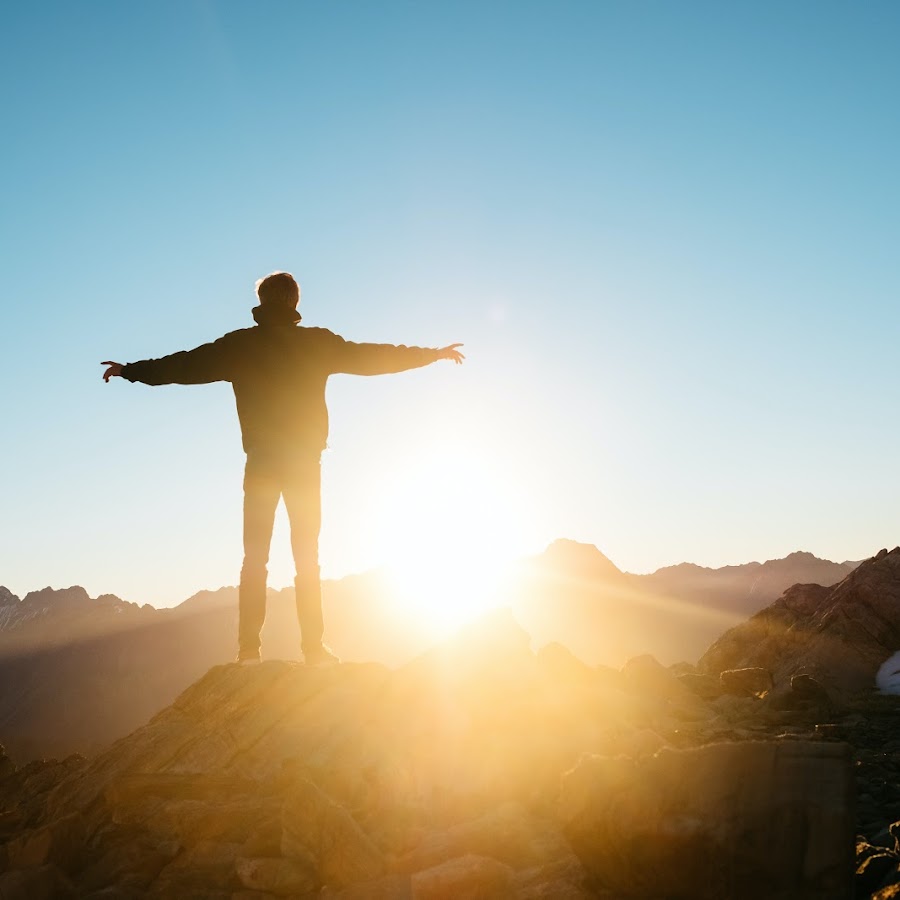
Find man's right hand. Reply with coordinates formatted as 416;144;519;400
102;361;123;382
436;344;465;365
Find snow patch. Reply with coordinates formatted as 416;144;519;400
876;651;900;695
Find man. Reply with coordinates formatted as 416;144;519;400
103;271;464;665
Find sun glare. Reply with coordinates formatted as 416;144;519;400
371;449;530;635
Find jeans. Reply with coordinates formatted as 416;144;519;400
238;450;323;657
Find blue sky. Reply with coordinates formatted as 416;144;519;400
2;1;899;607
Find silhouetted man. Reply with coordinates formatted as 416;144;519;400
103;272;463;665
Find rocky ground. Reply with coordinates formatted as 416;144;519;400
0;604;896;899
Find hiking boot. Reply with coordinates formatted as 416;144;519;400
236;652;261;666
303;644;340;667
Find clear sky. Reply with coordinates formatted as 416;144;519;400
2;1;899;608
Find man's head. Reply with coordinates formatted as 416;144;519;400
253;272;301;325
255;271;300;309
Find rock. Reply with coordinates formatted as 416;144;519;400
512;871;593;899
321;873;411;898
0;744;15;780
76;831;174;894
790;673;831;703
409;854;514;899
0;864;76;899
535;643;595;684
152;840;244;892
857;843;899;896
720;667;773;697
281;778;384;888
5;812;85;872
559;740;855;899
396;803;577;874
615;728;669;758
621;654;697;703
235;856;318;895
677;672;722;700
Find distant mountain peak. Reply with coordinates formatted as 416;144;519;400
21;586;91;607
0;587;18;606
537;539;622;577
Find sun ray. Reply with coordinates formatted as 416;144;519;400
370;447;532;635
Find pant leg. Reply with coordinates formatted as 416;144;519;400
281;455;323;653
238;453;282;657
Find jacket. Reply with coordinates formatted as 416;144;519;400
121;323;441;455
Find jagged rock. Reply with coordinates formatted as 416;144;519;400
281;777;384;888
677;672;722;700
105;773;279;852
0;745;14;780
720;667;773;697
395;802;577;874
790;673;833;705
614;727;669;758
321;873;411;898
535;643;595;684
512;868;594;899
559;740;855;899
235;855;318;895
5;811;84;872
621;654;694;702
857;840;900;896
700;549;900;696
0;863;75;899
409;853;514;899
154;841;244;891
76;831;175;894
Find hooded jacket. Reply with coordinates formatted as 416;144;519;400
121;321;441;455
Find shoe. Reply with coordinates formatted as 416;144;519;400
236;652;261;666
303;644;340;667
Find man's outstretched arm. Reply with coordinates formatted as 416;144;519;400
331;337;465;376
101;335;238;386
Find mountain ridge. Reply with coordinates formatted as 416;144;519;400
0;541;859;617
0;542;869;762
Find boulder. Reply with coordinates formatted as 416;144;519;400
620;654;696;703
396;803;578;874
559;740;855;899
281;778;384;888
0;864;75;899
409;854;514;899
719;667;773;697
235;856;318;895
5;812;85;872
677;672;722;700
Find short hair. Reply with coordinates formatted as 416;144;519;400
255;271;300;306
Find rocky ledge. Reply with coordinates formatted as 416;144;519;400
0;607;897;898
